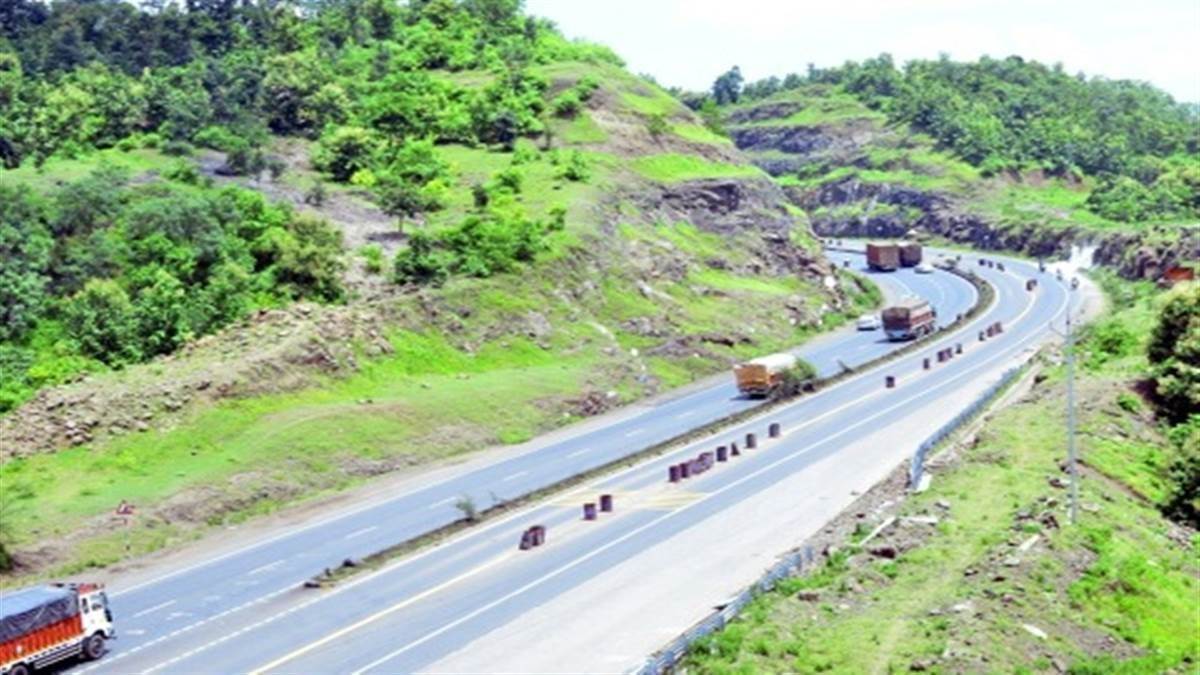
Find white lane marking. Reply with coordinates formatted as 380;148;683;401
344;526;379;540
502;471;529;482
131;600;176;619
266;276;1070;675
246;556;515;675
567;448;591;458
247;560;284;576
673;410;697;420
624;427;647;437
426;497;456;510
133;254;1036;674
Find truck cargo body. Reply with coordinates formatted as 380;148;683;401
866;243;900;271
898;241;923;267
1;584;113;674
882;298;936;341
734;353;797;398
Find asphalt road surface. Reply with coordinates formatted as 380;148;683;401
75;249;1004;674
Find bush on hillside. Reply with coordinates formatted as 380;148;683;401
1148;285;1200;424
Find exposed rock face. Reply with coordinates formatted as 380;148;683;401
630;176;836;282
729;120;879;176
641;177;792;235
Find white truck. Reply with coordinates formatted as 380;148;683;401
1;583;114;675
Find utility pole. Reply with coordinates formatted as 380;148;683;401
1064;313;1079;525
1049;282;1080;525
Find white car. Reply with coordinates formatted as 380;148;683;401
856;314;881;331
915;263;935;274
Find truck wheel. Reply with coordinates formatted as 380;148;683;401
10;664;30;675
83;633;106;660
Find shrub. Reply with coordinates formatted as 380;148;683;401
304;180;327;206
359;244;384;274
646;113;670;139
193;126;240;152
162;140;193;157
64;279;142;365
312;126;380;182
162;159;201;184
559;150;590;182
1148;285;1200;424
552;90;581;118
492;167;523;194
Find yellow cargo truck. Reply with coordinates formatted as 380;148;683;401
734;353;798;398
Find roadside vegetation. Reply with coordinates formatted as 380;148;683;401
680;277;1199;673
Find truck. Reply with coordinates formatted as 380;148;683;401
734;353;798;398
882;297;936;341
866;242;900;271
1;583;114;675
898;241;923;267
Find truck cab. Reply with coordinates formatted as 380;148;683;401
77;585;115;643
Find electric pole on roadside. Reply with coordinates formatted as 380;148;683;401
1051;291;1080;525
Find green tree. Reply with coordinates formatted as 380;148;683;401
0;186;52;342
711;66;743;105
1148;285;1200;424
64;279;142;365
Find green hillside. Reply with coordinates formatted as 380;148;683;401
0;1;866;577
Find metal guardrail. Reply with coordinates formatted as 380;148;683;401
908;365;1022;489
635;546;817;675
636;363;1025;675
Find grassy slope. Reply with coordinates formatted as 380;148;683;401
680;278;1198;674
0;62;874;580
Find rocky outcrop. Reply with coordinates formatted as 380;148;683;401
729;120;880;176
630;176;835;281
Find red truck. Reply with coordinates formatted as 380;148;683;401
898;241;923;267
882;297;936;341
866;242;900;271
1;583;114;675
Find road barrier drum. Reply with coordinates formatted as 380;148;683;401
924;357;931;370
679;462;691;479
669;465;681;482
583;503;597;521
745;432;757;449
768;423;781;438
886;375;896;388
979;330;986;341
729;441;738;456
599;494;613;512
956;343;963;354
716;445;728;462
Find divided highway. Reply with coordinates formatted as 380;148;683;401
80;251;983;673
